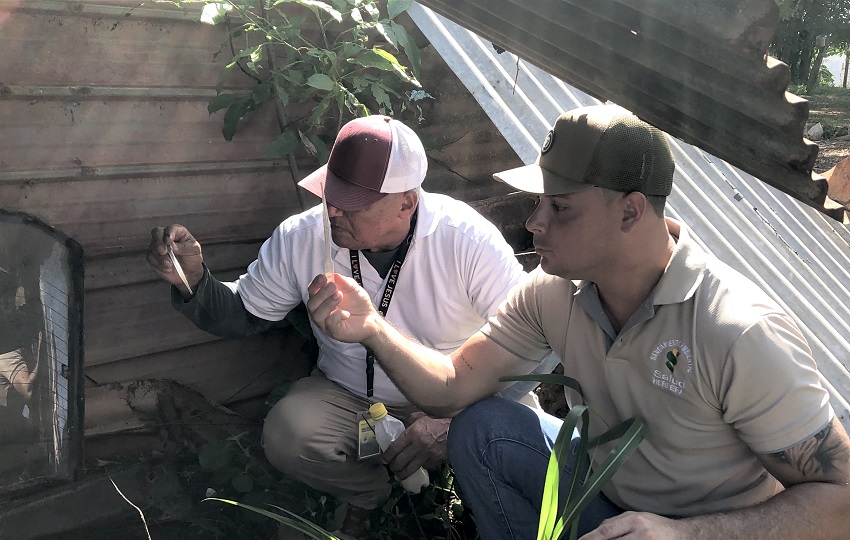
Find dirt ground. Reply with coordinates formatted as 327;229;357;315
815;138;850;172
805;88;850;173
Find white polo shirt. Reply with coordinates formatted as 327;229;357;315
237;190;525;405
483;222;833;516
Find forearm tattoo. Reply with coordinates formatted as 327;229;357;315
458;352;474;372
769;422;849;478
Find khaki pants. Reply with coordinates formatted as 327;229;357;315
262;370;417;509
0;349;26;407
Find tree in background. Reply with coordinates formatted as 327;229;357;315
770;0;850;92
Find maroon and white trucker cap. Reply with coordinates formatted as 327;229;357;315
298;115;428;211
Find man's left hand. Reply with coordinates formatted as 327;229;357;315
580;512;694;539
382;412;450;480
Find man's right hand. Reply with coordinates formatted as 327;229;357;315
147;225;204;297
307;273;381;344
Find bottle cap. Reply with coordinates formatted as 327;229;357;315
368;402;387;420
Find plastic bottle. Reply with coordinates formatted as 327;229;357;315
368;402;430;494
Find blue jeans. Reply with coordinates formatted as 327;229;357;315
447;397;623;540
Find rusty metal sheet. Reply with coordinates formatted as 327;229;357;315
415;0;842;219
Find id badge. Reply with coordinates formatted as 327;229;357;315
356;410;380;460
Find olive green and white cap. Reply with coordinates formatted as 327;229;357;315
494;104;675;196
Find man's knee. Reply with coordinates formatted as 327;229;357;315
262;400;312;474
448;397;508;462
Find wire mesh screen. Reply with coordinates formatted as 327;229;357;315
0;210;83;498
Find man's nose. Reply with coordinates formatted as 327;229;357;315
327;204;344;218
525;205;545;234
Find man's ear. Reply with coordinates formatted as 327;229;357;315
621;192;647;232
400;189;419;215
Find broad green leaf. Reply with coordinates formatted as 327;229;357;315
251;82;273;106
298;0;343;22
348;49;394;72
288;14;307;27
350;6;362;22
215;61;238;94
307;73;335;90
372;47;417;85
342;43;363;58
324;49;338;66
281;69;305;86
387;0;412;19
307;96;332;126
299;129;318;157
371;83;392;112
334;89;346;116
375;22;399;51
390;21;421;80
371;47;402;66
265;129;300;158
307;133;331;164
211;466;241;487
349;75;370;92
222;100;251;141
208;93;249;114
274;84;290;108
341;87;365;115
361;2;379;19
231;473;254;493
198;441;234;471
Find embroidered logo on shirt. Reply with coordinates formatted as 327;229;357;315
665;349;679;373
649;339;693;397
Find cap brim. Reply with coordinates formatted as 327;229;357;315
493;163;592;195
298;165;388;212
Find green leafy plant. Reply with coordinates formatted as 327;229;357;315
190;402;477;538
503;373;647;540
167;0;426;166
201;469;477;539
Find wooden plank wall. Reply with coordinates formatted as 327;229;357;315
0;0;525;412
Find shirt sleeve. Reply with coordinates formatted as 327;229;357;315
235;223;305;321
720;313;833;453
461;221;527;319
172;265;279;339
482;268;557;364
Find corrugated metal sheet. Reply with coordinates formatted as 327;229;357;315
412;0;846;220
409;4;850;428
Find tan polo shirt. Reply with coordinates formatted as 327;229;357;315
482;222;833;516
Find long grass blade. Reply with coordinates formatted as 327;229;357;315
205;498;340;540
557;420;647;533
538;405;585;540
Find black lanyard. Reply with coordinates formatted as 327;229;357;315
349;211;417;399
